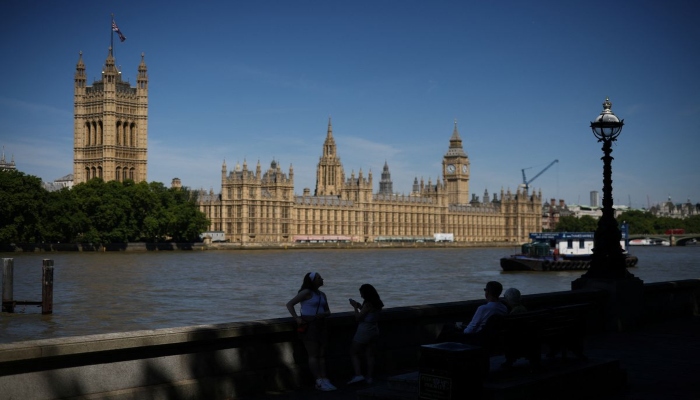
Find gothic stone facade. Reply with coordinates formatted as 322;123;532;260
198;119;542;244
73;48;148;184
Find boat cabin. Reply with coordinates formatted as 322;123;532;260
523;232;628;260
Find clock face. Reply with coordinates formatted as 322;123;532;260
462;165;468;173
447;164;455;173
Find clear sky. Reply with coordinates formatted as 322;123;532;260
1;1;698;209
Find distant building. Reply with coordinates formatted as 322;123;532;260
73;48;148;184
197;119;542;244
649;197;698;219
43;174;74;192
542;199;573;231
590;191;599;207
0;147;16;171
566;204;628;219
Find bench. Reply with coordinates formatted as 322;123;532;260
492;303;589;368
438;303;591;369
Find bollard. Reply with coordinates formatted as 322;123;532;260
2;258;14;313
42;259;54;314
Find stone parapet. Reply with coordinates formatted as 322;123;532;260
0;281;697;399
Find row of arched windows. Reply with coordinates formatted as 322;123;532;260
84;121;104;146
115;167;136;181
84;166;136;182
85;166;103;180
116;121;138;146
83;120;138;147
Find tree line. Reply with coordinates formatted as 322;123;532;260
0;170;210;244
555;210;700;234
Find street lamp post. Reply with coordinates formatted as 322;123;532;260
572;98;643;332
581;97;632;280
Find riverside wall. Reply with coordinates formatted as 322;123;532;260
0;280;698;400
0;241;516;252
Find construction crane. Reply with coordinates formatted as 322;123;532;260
521;159;559;192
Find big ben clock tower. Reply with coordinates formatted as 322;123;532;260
442;120;470;204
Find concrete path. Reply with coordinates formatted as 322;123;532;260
238;316;700;400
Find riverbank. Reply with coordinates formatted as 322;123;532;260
0;240;517;252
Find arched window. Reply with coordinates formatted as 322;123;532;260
85;122;90;146
98;121;103;145
116;167;121;181
91;167;97;179
85;167;91;180
116;122;121;145
97;166;103;178
130;123;136;147
129;167;135;180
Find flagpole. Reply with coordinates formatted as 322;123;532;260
110;13;114;56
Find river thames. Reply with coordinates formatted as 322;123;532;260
1;246;698;344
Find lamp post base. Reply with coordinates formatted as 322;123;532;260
572;275;645;332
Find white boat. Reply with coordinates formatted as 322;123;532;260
629;237;670;246
629;238;653;246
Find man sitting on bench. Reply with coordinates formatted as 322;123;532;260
439;281;508;345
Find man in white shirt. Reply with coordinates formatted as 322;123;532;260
457;281;508;334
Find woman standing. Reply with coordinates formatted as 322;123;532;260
347;284;384;385
286;272;337;391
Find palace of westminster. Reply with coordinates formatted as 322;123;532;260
61;47;542;244
2;47;689;244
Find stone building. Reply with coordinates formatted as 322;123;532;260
198;119;542;244
0;146;16;171
542;198;573;231
650;197;699;219
73;48;148;184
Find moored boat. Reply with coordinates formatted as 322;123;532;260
500;230;638;271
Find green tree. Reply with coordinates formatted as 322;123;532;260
617;210;656;234
166;187;209;242
0;170;47;243
43;187;89;243
555;215;598;232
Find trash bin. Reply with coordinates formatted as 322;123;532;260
418;342;488;400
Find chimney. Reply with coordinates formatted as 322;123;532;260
551;198;555;206
560;199;565;208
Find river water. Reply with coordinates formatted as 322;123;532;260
1;246;698;344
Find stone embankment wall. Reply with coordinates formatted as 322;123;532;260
0;280;697;399
0;241;515;252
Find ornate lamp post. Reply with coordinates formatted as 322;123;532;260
580;98;632;280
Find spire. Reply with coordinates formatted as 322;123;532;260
445;119;467;157
322;117;337;157
75;51;86;89
379;160;393;195
137;53;148;90
102;46;118;84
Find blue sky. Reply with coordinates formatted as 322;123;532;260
1;1;698;209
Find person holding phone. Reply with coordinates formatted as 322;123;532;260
347;284;384;385
286;272;336;391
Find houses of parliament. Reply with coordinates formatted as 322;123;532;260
70;47;541;244
196;119;542;244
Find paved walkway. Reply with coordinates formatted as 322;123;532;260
239;316;700;400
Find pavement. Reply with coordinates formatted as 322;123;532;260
238;316;700;400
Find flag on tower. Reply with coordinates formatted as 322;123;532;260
112;19;126;42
